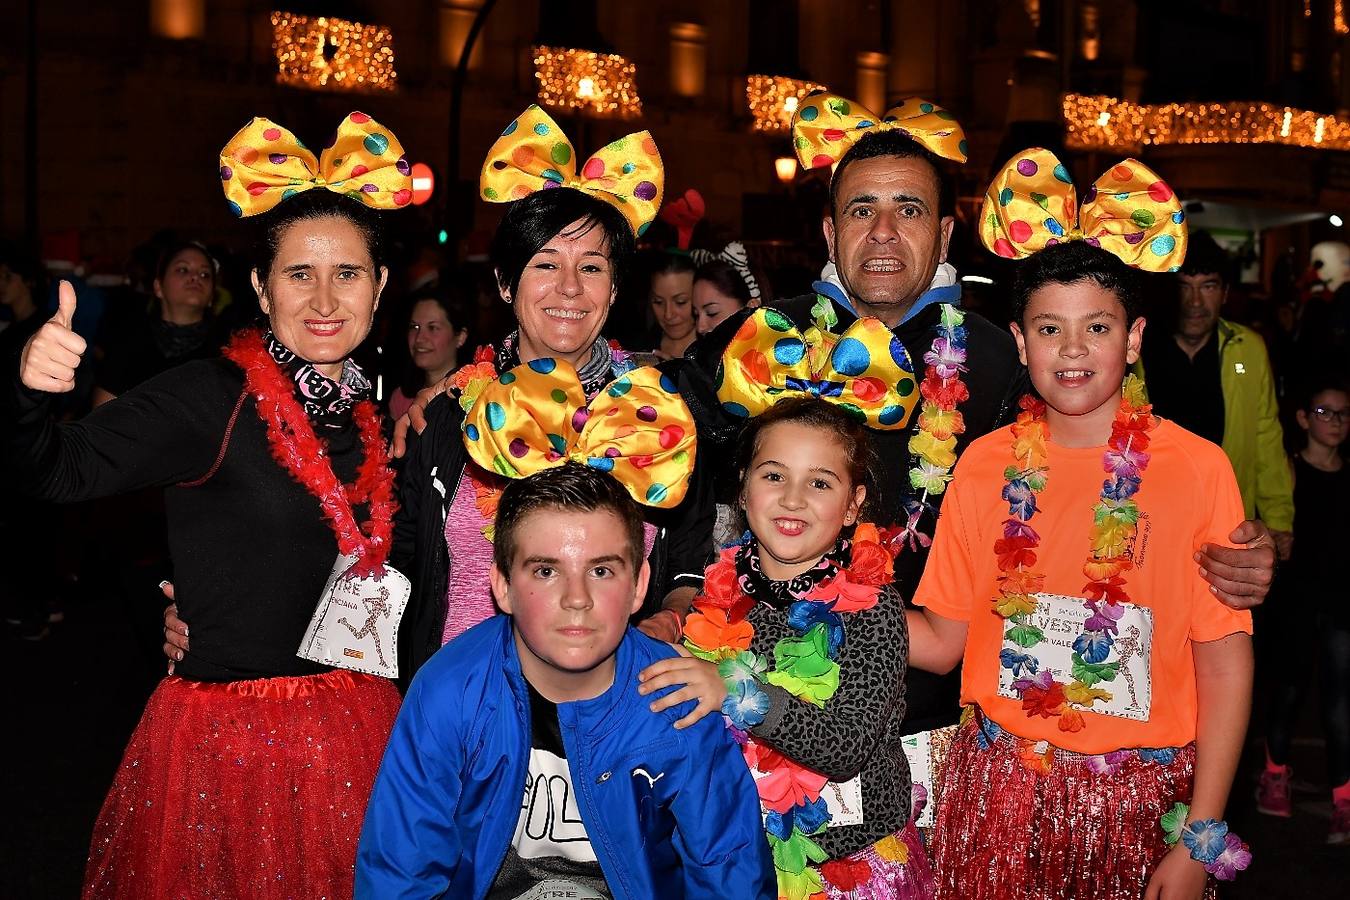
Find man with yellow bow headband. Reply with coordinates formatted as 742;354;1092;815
689;94;1277;745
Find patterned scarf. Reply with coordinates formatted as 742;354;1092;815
735;537;850;610
495;331;615;401
264;330;371;429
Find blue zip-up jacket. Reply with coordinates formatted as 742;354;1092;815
355;616;775;899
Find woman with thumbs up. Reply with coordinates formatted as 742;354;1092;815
3;114;412;899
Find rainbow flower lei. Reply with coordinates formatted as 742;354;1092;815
902;304;969;551
684;525;899;900
994;375;1157;732
807;297;971;554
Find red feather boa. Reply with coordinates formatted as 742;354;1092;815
223;329;397;574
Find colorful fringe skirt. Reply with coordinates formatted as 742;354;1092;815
83;669;401;900
821;818;937;900
931;709;1208;900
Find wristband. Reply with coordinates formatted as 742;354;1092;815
1160;803;1252;881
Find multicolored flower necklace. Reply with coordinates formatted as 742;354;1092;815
223;329;397;575
684;525;898;899
808;296;971;553
448;341;637;540
994;375;1156;732
901;303;969;551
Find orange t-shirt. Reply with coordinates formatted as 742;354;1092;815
913;419;1252;754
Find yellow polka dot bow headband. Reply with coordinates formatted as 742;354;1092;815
791;92;968;169
462;359;696;508
979;147;1187;271
716;308;920;430
219;112;413;217
480;105;665;237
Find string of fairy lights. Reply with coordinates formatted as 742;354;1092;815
531;46;643;120
1064;93;1350;153
745;74;829;132
271;11;396;92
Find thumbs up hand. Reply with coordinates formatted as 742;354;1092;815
19;280;87;393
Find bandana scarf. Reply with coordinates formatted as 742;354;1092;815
264;331;371;429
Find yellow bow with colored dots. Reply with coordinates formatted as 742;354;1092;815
480;105;664;236
715;308;919;430
979;147;1187;272
791;92;968;170
219;112;413;218
462;359;696;509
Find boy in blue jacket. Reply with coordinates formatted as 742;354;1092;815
356;463;774;899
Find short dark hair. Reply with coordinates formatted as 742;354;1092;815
1010;240;1145;324
252;190;385;284
1178;231;1231;285
829;130;955;219
490;188;636;298
646;248;696;280
0;241;44;290
407;283;472;341
695;259;753;307
155;240;216;286
735;397;878;522
493;463;646;581
1294;370;1350;411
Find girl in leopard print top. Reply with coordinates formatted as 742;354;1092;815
638;398;933;899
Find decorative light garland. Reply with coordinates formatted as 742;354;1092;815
1064;93;1350;153
746;74;828;133
532;46;643;120
271;11;396;92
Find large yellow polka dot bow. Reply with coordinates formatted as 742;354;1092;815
791;92;968;170
980;147;1187;271
716;308;919;429
480;105;664;237
219;112;412;218
462;359;696;508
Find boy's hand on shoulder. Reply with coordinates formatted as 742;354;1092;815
637;646;727;730
1143;846;1208;900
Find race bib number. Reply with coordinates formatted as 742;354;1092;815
297;553;410;678
997;592;1154;721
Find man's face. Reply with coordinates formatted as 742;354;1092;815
1175;272;1226;342
822;155;954;327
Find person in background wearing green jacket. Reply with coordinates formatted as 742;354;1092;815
1139;231;1294;560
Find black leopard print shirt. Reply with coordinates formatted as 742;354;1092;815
747;583;911;859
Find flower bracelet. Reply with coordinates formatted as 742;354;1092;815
1160;803;1252;881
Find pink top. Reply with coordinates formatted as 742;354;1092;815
387;388;414;423
441;465;499;645
440;464;661;646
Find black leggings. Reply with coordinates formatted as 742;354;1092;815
1265;617;1350;787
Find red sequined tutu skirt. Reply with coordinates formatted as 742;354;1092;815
83;669;401;900
931;710;1206;900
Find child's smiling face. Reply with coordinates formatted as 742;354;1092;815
741;421;866;581
1011;279;1146;445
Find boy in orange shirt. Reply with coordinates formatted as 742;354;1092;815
908;150;1253;900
